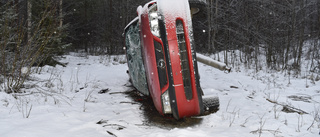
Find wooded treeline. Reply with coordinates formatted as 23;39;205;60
1;0;67;93
0;0;319;92
204;0;320;72
62;0;320;72
2;0;319;64
63;0;150;55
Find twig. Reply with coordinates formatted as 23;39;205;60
240;116;251;127
26;104;32;118
107;131;117;137
251;129;281;135
103;124;126;130
307;110;319;131
226;98;232;112
109;91;128;95
120;101;139;105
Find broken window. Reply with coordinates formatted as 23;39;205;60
124;18;149;95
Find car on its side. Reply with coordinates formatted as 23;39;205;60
124;0;215;119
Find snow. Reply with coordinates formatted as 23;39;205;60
0;52;320;137
158;0;194;44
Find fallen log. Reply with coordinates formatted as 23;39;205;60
266;98;308;114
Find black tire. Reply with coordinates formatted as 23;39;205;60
202;96;220;114
189;0;207;16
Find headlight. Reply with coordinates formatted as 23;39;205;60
148;4;160;37
161;90;172;114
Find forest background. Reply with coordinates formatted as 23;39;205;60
0;0;319;93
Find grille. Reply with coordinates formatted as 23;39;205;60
154;40;168;89
176;20;193;100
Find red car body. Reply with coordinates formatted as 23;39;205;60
124;0;204;119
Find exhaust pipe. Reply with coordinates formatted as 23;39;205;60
196;53;231;72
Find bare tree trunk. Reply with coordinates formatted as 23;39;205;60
108;0;113;54
284;5;291;70
296;1;306;68
59;0;63;28
297;27;304;68
213;0;218;53
208;0;218;53
84;0;88;52
27;0;32;43
207;0;211;52
216;0;220;61
291;0;298;67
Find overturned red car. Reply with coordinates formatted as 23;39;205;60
124;0;218;119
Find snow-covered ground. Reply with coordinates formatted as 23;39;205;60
0;53;319;137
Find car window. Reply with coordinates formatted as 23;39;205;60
124;18;149;95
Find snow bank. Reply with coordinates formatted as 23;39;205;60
0;53;319;137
